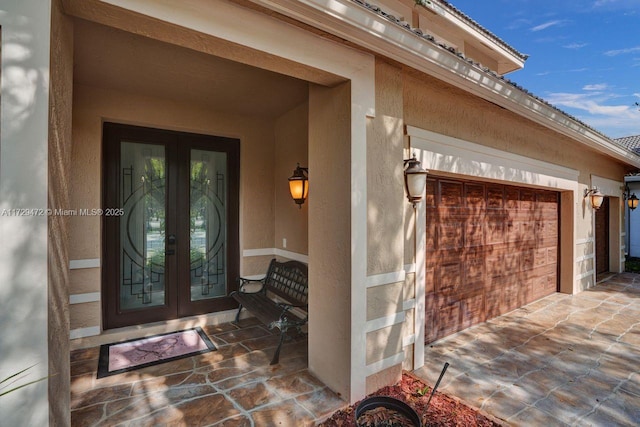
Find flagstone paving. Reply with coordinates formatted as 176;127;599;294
72;274;640;426
70;319;345;426
414;273;640;426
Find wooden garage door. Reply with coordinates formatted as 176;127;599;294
425;177;559;344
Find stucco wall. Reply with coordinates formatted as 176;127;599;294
274;102;309;256
403;70;626;183
0;1;52;424
69;83;279;337
363;60;407;389
47;0;73;424
403;69;627;293
308;81;352;400
367;60;404;276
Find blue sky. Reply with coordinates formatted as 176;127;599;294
450;0;640;138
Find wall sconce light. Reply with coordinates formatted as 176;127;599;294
624;184;638;211
584;187;605;210
288;164;309;208
404;154;428;208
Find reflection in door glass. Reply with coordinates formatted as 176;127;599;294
190;149;227;301
120;142;166;310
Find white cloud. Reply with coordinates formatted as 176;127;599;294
604;46;640;56
547;92;630;115
545;91;640;137
546;92;640;138
564;42;588;49
583;83;609;91
506;18;531;30
593;0;640;10
530;20;567;32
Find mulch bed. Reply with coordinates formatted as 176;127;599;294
319;372;503;427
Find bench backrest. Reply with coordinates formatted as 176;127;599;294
264;259;308;307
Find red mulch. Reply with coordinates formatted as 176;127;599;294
319;372;504;427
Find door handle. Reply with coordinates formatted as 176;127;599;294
168;234;176;245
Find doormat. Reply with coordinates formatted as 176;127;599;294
97;327;216;378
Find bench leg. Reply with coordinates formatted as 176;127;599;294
233;305;243;324
270;331;286;365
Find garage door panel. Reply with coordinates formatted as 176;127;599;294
545;275;557;294
505;221;521;242
461;292;485;329
531;276;550;301
519;281;535;307
537;191;559;208
504;285;520;312
487;186;505;208
465;183;486;209
465;256;486;284
440;181;464;206
486;222;505;244
436;263;462;293
465;222;485;247
438;222;464;250
437;302;461;337
504;252;521;272
425;179;437;207
520;190;536;210
426;177;559;344
487;253;506;278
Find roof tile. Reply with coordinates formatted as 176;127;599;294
615;135;640;153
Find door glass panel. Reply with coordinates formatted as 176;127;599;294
120;142;166;310
190;149;227;301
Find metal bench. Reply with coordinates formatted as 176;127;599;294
230;258;308;365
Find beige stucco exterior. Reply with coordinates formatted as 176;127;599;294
2;1;640;424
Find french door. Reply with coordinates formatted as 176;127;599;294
102;123;239;329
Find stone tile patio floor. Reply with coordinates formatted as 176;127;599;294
71;273;640;427
70;318;345;426
414;273;640;426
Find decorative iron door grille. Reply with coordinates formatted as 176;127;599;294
103;123;240;329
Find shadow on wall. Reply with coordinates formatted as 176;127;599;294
0;9;53;425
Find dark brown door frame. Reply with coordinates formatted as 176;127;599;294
102;122;240;329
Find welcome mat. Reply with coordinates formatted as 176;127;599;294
97;327;216;378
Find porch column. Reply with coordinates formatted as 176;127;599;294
308;81;354;400
0;0;52;425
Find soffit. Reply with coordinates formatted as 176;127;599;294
73;19;309;118
395;0;527;75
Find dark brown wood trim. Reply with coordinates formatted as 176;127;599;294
102;122;240;329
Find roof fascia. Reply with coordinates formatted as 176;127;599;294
411;0;525;72
249;0;640;168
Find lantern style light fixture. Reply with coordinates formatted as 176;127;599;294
404;154;428;208
624;184;638;211
288;163;309;208
584;187;605;210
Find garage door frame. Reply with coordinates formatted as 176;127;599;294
408;126;580;366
